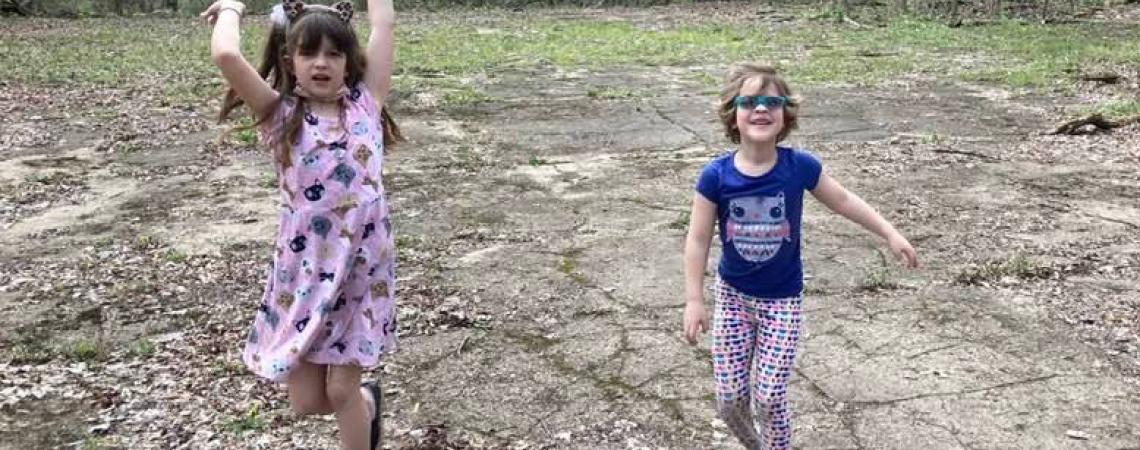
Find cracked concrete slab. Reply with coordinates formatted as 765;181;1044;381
377;67;1140;449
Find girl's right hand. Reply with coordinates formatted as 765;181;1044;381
200;0;246;24
682;300;708;345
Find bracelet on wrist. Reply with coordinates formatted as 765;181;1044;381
218;6;244;18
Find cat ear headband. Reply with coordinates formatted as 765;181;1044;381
271;0;354;26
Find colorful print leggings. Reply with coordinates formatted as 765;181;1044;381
712;278;803;450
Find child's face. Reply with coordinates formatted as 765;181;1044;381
292;37;348;98
734;77;785;145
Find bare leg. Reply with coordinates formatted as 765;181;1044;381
287;361;333;416
327;364;372;450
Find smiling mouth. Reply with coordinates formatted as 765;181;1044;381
750;117;773;125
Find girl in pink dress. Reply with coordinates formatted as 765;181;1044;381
203;0;399;448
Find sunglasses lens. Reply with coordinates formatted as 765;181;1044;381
737;96;787;109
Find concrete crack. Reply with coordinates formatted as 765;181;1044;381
651;102;708;148
905;343;962;360
912;413;980;450
851;374;1060;406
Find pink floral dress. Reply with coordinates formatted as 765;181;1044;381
242;83;397;382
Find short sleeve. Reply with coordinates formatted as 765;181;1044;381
795;149;824;191
257;97;295;147
348;82;382;126
695;160;721;203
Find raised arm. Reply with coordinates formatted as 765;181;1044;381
364;0;396;104
202;0;279;120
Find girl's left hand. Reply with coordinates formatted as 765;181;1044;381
887;234;919;269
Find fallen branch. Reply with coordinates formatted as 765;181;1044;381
1079;72;1121;84
843;16;864;28
932;148;1001;161
1048;113;1140;135
454;335;470;356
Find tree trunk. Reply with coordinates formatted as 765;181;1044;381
2;0;34;15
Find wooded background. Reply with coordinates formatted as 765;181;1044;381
1;0;1131;20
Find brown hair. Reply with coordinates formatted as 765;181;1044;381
218;9;402;167
718;63;798;144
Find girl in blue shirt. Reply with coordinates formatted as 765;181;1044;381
682;63;919;449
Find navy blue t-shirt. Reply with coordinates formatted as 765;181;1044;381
695;147;823;298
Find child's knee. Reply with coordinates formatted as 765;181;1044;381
324;378;361;410
751;388;787;410
288;390;330;416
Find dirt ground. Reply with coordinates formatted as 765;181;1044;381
2;9;1140;450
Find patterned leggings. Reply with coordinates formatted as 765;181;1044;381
712;278;803;450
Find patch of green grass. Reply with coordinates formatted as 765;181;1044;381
442;85;493;106
528;154;550;166
2;14;1138;104
395;235;420;248
163;248;189;263
686;70;718;84
941;20;1140;91
1084;99;1140;119
587;86;636;99
915;133;947;144
955;254;1053;285
61;339;103;362
128;338;156;357
0;19;233;104
395;235;427;262
230;116;258;146
23;171;79;185
558;248;589;285
9;341;56;364
438;145;491;171
209;357;247;377
857;251;900;292
463;209;507;226
803;284;828;295
668;210;689;230
221;403;266;434
133;234;161;250
92;235;116;249
111;141;143;153
857;265;898;292
80;436;116;450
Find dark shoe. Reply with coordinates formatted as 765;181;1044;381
362;380;382;449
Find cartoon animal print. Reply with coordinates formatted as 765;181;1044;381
725;193;791;263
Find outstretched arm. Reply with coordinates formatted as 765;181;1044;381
810;171;919;268
202;0;279;120
364;0;395;104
